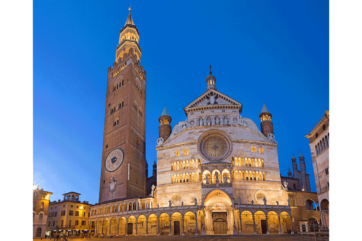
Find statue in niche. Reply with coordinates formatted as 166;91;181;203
205;176;209;184
216;117;220;125
207;119;211;126
200;118;204;126
215;173;219;184
224;175;227;183
238;197;242;205
225;117;229;125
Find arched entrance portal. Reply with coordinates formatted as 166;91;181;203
204;189;234;235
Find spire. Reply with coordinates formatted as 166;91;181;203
287;168;292;177
206;65;216;90
125;6;135;26
260;103;270;114
292;153;296;159
160;106;170;117
153;160;157;165
299;151;304;158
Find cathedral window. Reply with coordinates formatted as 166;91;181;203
118;101;124;109
184;149;189;155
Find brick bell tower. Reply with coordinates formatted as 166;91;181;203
259;103;274;137
158;107;172;142
99;7;147;203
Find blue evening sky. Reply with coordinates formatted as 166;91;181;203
34;0;329;204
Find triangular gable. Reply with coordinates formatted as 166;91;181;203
184;89;242;113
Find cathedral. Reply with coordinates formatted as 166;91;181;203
89;7;320;236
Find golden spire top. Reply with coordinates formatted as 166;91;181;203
125;6;135;26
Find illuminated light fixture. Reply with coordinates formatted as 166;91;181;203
33;184;38;190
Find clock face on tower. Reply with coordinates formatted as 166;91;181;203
105;148;124;172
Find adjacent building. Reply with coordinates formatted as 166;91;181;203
280;153;320;233
33;185;52;239
305;110;329;230
46;192;93;237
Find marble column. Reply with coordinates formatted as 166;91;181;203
182;217;185;235
135;219;138;236
195;214;198;235
278;215;282;234
157;217;160;236
125;218;128;236
116;220;119;236
266;215;270;234
239;216;243;235
290;216;294;234
169;218;171;236
252;214;257;235
145;219;148;236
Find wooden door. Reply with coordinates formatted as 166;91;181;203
214;221;227;234
127;223;133;235
261;220;267;234
174;221;180;235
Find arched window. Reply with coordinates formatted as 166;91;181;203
33;212;35;221
39;213;43;221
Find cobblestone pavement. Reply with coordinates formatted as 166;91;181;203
35;235;302;241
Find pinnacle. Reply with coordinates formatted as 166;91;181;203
160;106;170;117
125;6;135;26
260;103;270;114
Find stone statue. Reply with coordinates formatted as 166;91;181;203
287;199;290;206
150;184;155;197
283;181;288;191
216;117;220;125
205;176;209;184
238;197;242;205
225;117;229;125
169;200;172;207
215;173;219;184
157;203;159;208
207;120;211;126
276;200;279;206
251;200;254;205
224;175;227;183
263;197;267;205
181;201;184;206
194;198;197;205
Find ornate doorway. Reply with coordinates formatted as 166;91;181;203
213;212;227;234
203;189;234;235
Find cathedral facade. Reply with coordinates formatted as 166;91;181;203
88;7;321;237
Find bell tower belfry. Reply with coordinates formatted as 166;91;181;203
99;7;147;203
